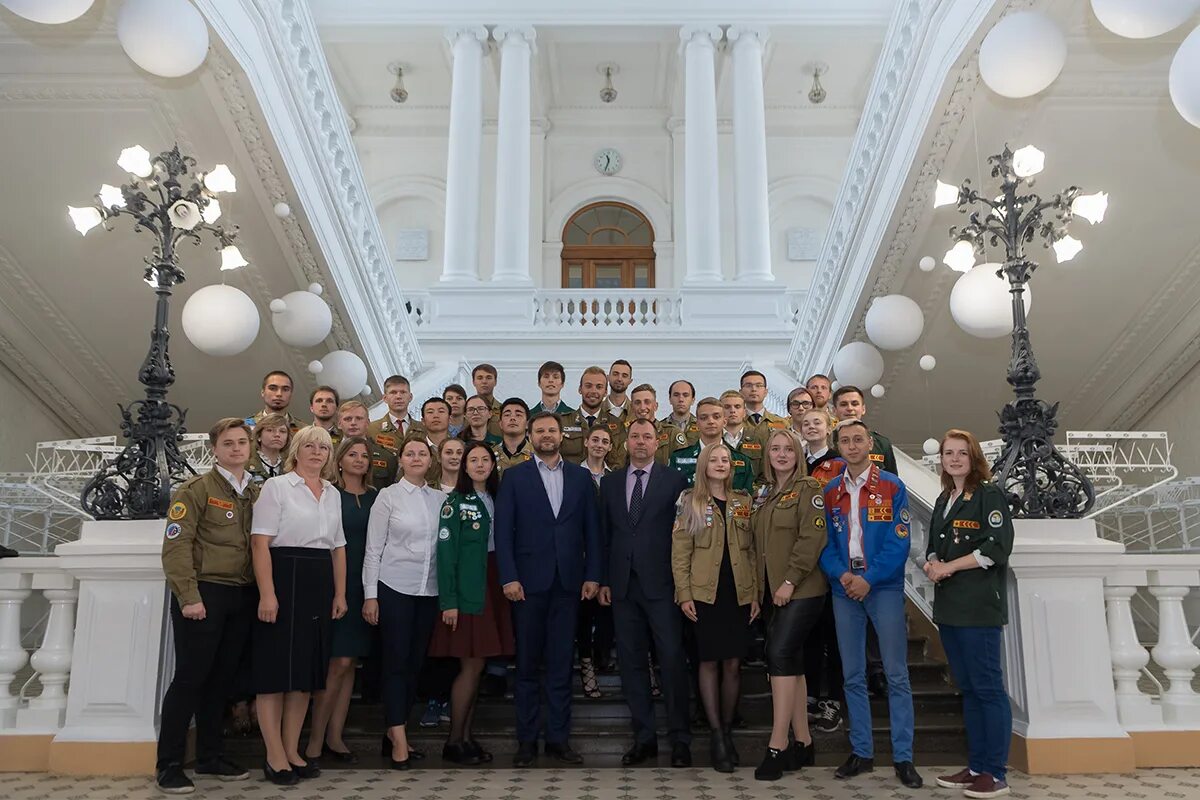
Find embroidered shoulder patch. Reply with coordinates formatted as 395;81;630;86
676;433;686;446
168;501;187;521
812;495;824;510
438;527;450;540
896;523;909;539
441;505;453;519
899;508;910;524
164;522;182;540
988;510;1004;528
814;517;825;529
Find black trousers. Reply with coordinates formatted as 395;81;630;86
576;597;615;664
802;589;845;703
378;584;438;728
612;573;692;746
157;582;255;769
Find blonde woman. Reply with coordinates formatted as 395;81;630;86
672;443;760;774
250;426;348;785
751;429;828;781
799;409;845;487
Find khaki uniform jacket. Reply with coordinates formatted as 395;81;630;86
366;441;398;489
486;397;503;438
248;410;302;433
497;437;535;473
661;413;701;447
246;451;284;485
559;407;619;465
366;414;425;453
752;473;829;600
611;419;687;468
161;469;258;607
671;490;760;607
725;426;768;479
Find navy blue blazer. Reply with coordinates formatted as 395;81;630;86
598;463;688;602
494;457;602;594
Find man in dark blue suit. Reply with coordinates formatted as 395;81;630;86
495;411;602;767
598;418;692;767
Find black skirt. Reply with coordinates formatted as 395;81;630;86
252;546;333;694
692;543;753;662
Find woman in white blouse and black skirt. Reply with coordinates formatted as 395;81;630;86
250;426;348;786
363;437;446;769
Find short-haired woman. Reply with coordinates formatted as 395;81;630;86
751;429;828;780
248;413;291;484
363;437;446;768
672;443;760;774
250;426;348;785
925;429;1014;800
303;436;377;766
427;441;515;764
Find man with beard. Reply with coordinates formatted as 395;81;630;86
560;366;619;465
601;359;633;419
247;370;301;432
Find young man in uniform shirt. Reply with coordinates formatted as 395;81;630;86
156;418;259;794
601;359;633;418
337;400;397;488
530;360;575;415
560;366;617;465
662;380;700;446
610;384;685;467
667;397;754;491
366;374;424;452
831;386;898;476
720;390;766;479
819;419;922;790
248;370;302;432
419;397;452;486
497;398;535;472
740;370;787;429
309;385;341;444
472;363;504;437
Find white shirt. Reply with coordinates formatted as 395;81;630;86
251;472;346;550
217;465;252;497
723;428;745;449
607;398;627;417
805;445;829;465
389;414;413;436
363;479;446;598
844;467;871;561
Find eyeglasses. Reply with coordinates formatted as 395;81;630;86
788;400;813;409
466;407;488;414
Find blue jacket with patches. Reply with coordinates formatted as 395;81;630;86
818;464;911;595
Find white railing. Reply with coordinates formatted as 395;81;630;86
405;291;431;328
0;558;78;732
1104;556;1200;730
896;449;943;620
1093;478;1200;554
534;290;683;329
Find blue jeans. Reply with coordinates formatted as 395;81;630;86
832;588;914;761
939;624;1011;780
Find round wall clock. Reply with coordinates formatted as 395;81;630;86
594;148;622;176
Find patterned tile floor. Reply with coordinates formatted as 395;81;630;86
2;767;1199;800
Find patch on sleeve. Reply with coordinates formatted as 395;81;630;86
988;510;1004;528
438;527;450;540
676;432;686;446
814;517;825;529
899;508;910;524
895;523;909;539
812;495;824;510
441;505;453;519
165;522;182;540
168;501;187;521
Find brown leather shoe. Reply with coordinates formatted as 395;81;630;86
936;768;975;789
963;773;1010;798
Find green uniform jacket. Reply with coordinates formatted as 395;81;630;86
751;473;829;600
725;427;768;479
530;399;575;415
926;481;1014;627
161;469;258;607
560;407;619;465
366;441;398;489
436;491;492;615
671;489;760;607
668;442;754;493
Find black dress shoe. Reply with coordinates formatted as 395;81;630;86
894;760;924;788
785;741;813;771
194;757;249;780
868;672;888;697
465;739;493;763
156;764;194;794
544;742;584;765
754;747;787;781
408;745;426;761
621;741;658;766
389;756;410;771
670;742;692;768
709;730;734;774
289;760;319;779
263;762;298;786
442;741;482;766
835;754;874;779
722;727;739;767
321;745;358;765
513;741;537;767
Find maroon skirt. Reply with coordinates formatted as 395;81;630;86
428;553;515;659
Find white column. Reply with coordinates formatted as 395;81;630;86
1148;570;1200;725
727;25;774;283
491;25;536;284
0;573;32;728
441;26;489;283
679;25;723;284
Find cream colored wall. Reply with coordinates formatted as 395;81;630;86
0;361;73;472
1138;360;1200;478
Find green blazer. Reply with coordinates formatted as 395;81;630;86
436;490;493;614
926;481;1014;627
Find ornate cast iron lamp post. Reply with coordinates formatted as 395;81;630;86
935;144;1108;518
68;145;247;520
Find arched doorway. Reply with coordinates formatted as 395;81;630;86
561;202;655;288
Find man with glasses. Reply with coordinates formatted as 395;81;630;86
786;387;815;434
740;370;787;437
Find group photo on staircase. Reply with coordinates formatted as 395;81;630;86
2;2;1200;800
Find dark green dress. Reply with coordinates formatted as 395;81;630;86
330;486;377;658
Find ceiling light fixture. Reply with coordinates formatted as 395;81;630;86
388;61;409;104
597;62;619;104
806;62;828;105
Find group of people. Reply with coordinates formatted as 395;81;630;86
155;360;1015;800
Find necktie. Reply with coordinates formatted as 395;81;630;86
629;469;646;525
751;413;762;425
586;415;596;428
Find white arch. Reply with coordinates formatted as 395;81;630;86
545;177;672;244
370;175;448;214
767;175;839;227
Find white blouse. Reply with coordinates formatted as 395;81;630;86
251;472;346;549
363;478;447;598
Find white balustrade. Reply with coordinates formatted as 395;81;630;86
534;291;683;329
1104;581;1160;727
0;557;76;734
1148;570;1200;725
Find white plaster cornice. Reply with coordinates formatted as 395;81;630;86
193;0;425;387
